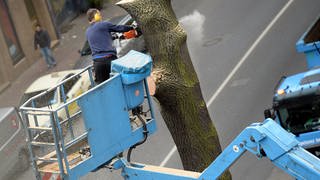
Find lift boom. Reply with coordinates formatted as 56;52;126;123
110;119;320;180
20;51;320;180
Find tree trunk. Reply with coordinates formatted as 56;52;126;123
117;0;231;179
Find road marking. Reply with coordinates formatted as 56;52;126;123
160;145;177;167
206;0;295;107
160;0;295;167
0;120;21;152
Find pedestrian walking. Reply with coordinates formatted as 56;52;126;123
34;24;57;69
86;8;134;84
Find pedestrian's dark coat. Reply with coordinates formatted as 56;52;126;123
34;30;51;49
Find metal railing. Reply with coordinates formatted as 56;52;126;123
20;65;95;180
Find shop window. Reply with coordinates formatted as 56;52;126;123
0;0;24;65
24;0;39;27
49;0;65;17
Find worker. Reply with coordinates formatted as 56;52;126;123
86;8;134;84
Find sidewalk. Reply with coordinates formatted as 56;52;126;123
0;1;126;108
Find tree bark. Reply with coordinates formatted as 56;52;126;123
117;0;231;179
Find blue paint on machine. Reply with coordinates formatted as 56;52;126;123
266;15;320;158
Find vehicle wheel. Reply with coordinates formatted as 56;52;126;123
18;148;30;171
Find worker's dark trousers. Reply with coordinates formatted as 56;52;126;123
93;55;117;84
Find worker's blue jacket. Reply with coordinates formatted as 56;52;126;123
86;21;133;59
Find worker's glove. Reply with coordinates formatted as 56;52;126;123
119;34;125;40
135;27;143;37
111;34;118;40
130;21;142;37
131;21;138;29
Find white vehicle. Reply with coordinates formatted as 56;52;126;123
20;69;92;128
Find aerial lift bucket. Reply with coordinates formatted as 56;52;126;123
73;50;156;178
20;50;156;180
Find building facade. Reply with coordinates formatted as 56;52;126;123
0;0;59;93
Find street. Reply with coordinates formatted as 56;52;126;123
175;0;320;179
16;0;320;179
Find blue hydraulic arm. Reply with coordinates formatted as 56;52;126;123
21;50;320;180
112;119;320;180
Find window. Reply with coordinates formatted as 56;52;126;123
24;0;38;27
22;89;58;108
60;74;80;101
277;97;320;135
300;73;320;85
0;1;24;64
48;0;65;17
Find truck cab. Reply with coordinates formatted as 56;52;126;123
269;68;320;156
266;15;320;157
